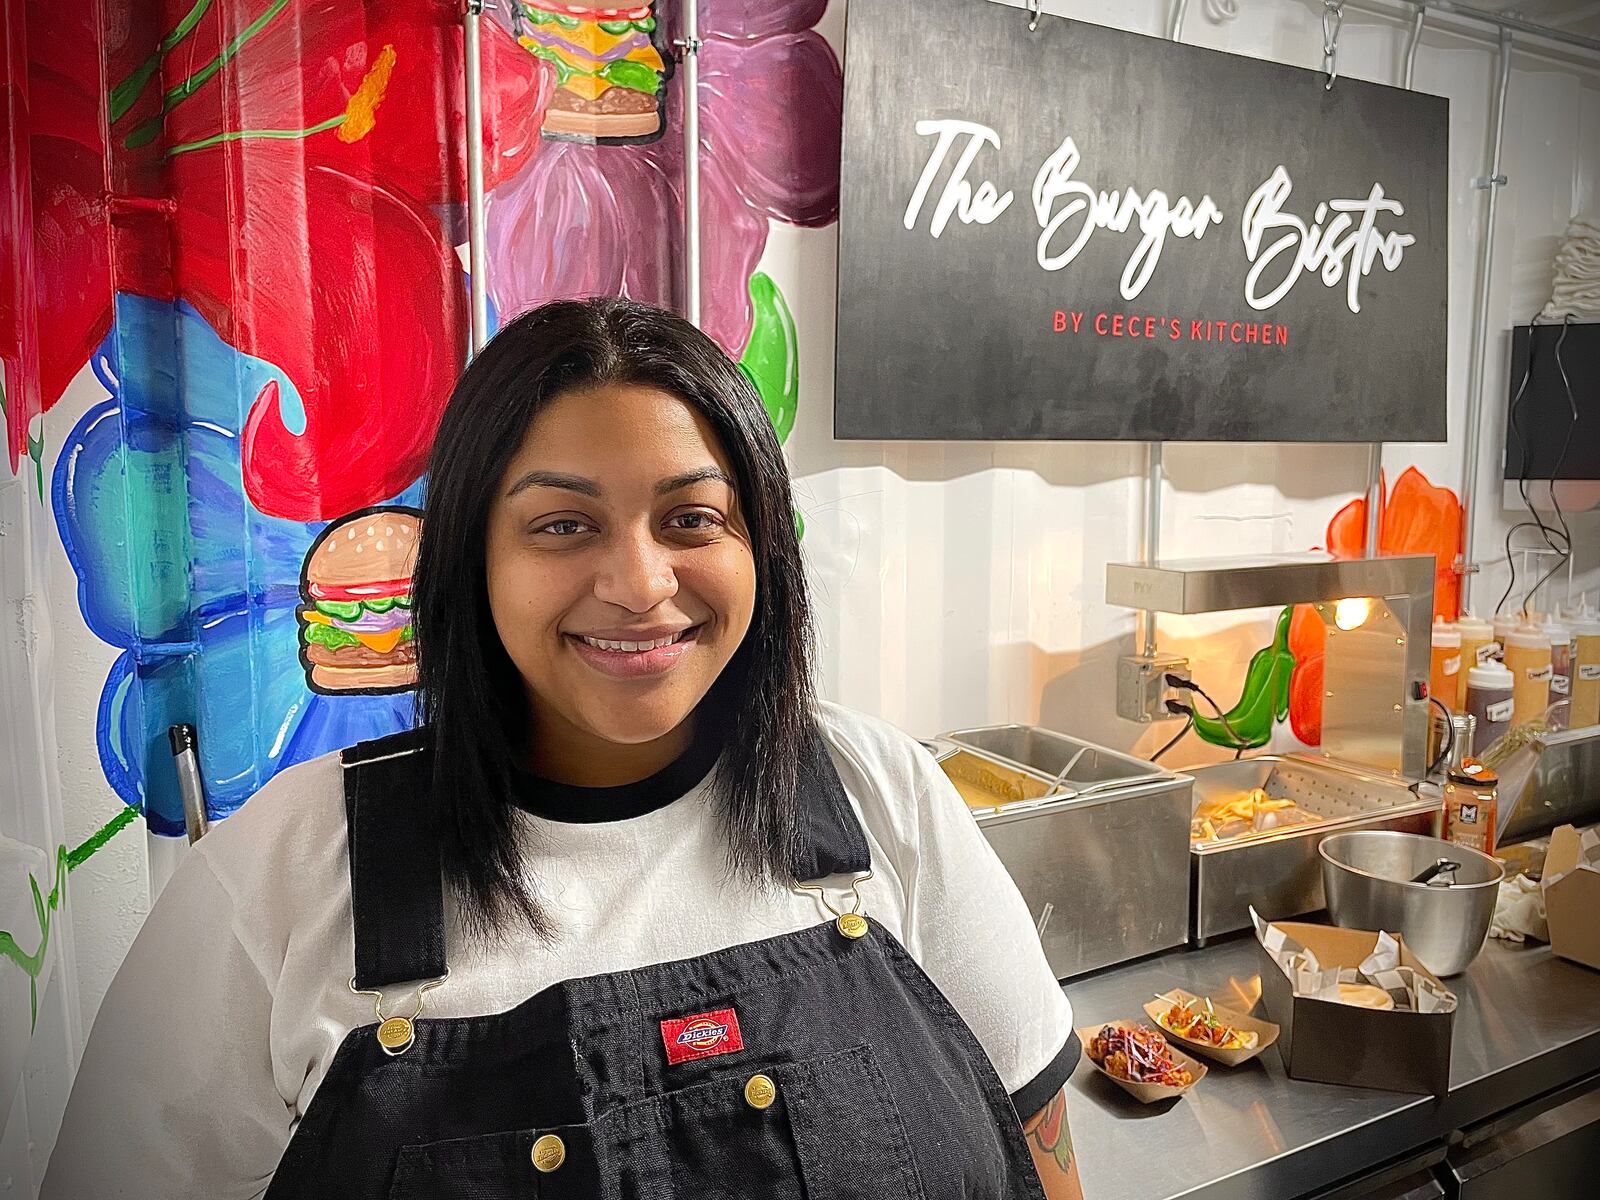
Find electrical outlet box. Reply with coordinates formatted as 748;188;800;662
1117;654;1190;724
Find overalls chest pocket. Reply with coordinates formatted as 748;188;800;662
384;1044;928;1200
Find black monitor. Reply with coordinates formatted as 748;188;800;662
1503;321;1600;484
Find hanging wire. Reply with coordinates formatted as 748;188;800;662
1543;316;1579;563
1028;0;1043;33
1498;309;1577;617
1203;0;1241;21
1323;0;1346;89
1151;715;1195;763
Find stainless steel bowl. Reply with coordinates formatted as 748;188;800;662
1319;831;1503;976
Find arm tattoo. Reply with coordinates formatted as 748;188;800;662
1026;1088;1074;1174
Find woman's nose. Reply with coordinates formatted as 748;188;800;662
591;524;678;613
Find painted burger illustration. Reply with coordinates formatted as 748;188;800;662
517;0;671;142
298;506;421;694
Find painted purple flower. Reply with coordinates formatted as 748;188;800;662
486;0;841;360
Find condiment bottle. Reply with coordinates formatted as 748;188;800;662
1543;618;1574;706
1464;661;1515;750
1504;626;1553;726
1491;613;1520;663
1570;615;1600;730
1444;759;1499;856
1455;615;1495;705
1429;619;1461;709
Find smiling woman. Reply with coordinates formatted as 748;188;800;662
43;300;1081;1200
413;300;802;934
484;393;754;782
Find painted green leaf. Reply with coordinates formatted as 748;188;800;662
304;622;360;650
27;420;44;502
314;599;364;620
738;272;799;446
600;59;661;95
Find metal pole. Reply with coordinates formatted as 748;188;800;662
1140;5;1189;655
1364;5;1426;558
1403;3;1426;87
1142;442;1164;657
169;724;209;844
463;0;490;354
1412;0;1600;56
1363;443;1383;557
1167;0;1191;41
1459;26;1513;612
1331;0;1600;60
678;2;703;325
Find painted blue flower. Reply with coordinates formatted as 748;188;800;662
54;295;422;836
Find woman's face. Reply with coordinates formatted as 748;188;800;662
484;383;756;751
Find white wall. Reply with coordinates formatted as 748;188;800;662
0;466;82;1191
37;0;1600;1117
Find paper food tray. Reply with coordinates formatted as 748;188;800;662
1077;1022;1208;1104
1142;989;1280;1067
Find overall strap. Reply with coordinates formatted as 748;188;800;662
341;727;448;992
789;724;873;881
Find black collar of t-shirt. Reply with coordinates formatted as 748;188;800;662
510;721;725;824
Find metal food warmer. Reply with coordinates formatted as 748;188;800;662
921;726;1193;980
1104;553;1445;945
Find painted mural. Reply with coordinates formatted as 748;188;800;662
487;0;837;417
0;0;839;853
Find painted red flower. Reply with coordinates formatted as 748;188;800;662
1289;466;1463;745
485;0;841;360
3;0;553;518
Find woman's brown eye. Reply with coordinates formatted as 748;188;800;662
539;519;590;536
670;512;722;531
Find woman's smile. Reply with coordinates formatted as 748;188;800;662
566;624;704;678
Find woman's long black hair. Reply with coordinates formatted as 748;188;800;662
410;297;815;938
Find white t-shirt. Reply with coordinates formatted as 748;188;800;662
42;702;1073;1200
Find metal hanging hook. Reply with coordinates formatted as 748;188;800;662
1322;0;1345;90
1028;0;1043;33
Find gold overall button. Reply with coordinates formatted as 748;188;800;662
375;1017;413;1053
744;1074;777;1110
836;912;869;940
531;1134;566;1173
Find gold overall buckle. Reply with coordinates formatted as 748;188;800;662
348;969;450;1056
793;869;874;940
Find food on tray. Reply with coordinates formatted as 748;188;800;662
1155;996;1259;1050
940;754;1048;811
1336;983;1396;1011
1086;1024;1194;1088
1190;787;1322;843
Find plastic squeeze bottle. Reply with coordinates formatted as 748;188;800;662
1543;618;1574;705
1430;620;1462;710
1464;661;1516;751
1455;615;1495;706
1504;626;1553;727
1570;615;1600;730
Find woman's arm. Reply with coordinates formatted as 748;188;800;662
1023;1086;1085;1200
40;848;291;1199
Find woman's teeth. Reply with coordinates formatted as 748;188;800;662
579;631;688;653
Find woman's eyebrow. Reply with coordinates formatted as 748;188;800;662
656;467;732;496
505;471;602;499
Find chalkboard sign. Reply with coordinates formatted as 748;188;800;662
835;0;1449;443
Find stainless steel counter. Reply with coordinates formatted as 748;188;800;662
1063;934;1600;1200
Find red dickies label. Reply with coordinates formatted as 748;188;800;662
660;1007;744;1065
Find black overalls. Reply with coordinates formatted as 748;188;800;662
262;725;1075;1199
